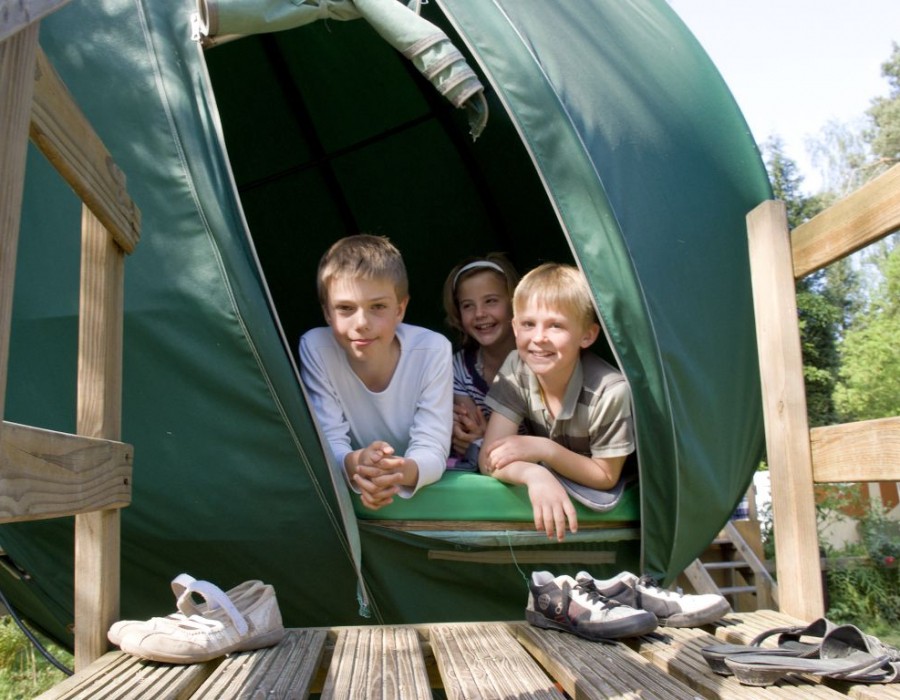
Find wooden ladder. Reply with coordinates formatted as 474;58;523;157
687;522;778;610
1;1;140;671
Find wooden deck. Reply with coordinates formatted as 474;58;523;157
37;610;900;699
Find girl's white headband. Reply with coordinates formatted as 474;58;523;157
452;260;505;289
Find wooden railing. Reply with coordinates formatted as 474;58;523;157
0;1;140;670
747;164;900;621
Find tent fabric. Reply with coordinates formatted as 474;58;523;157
197;0;489;137
0;0;770;646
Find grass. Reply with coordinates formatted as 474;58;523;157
0;616;72;700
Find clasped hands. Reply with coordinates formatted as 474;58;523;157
351;441;412;510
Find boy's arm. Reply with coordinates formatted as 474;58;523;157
483;434;626;490
298;333;356;482
480;412;578;541
401;339;453;495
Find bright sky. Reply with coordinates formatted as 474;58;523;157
667;0;900;194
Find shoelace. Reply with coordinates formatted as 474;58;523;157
636;575;683;599
576;578;624;609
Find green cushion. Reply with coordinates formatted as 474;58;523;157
353;471;639;523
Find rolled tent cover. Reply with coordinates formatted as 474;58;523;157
196;0;488;138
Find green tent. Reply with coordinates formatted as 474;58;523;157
1;0;771;645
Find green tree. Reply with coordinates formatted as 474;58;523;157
867;42;900;170
834;240;900;420
763;137;841;426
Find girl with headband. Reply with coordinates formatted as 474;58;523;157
442;253;521;469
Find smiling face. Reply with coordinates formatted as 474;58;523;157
512;300;599;388
456;270;514;352
323;275;408;369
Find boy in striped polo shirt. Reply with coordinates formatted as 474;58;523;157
479;263;635;542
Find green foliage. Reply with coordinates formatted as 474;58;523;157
763;137;846;427
814;489;900;634
0;617;71;700
867;42;900;168
834;241;900;420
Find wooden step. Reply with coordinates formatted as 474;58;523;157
719;585;757;596
702;560;751;571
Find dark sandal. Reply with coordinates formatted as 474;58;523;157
701;617;834;675
725;624;900;687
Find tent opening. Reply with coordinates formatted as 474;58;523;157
203;16;621;365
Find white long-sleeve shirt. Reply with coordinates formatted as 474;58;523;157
299;323;452;497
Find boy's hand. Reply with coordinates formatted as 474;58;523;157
481;435;551;473
352;441;404;510
524;466;578;542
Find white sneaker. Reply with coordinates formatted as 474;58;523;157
108;574;263;646
586;570;731;627
119;581;284;664
526;571;658;640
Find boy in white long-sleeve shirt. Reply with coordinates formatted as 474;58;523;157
300;234;452;510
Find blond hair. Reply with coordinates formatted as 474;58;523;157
513;263;598;330
443;252;519;350
317;234;408;306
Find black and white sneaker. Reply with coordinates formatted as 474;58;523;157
584;570;731;628
525;571;658;641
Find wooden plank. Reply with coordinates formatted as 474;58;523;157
34;650;219;699
810;417;900;482
76;206;124;439
427;550;616;565
746;200;824;621
74;205;126;670
320;626;431;699
194;628;327;699
0;21;38;424
0;421;131;522
30;46;140;254
712;610;803;647
791;164;900;278
0;0;70;43
515;622;700;699
365;519;637;531
430;622;563;699
683;559;723;596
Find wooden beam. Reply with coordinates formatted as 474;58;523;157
74;206;126;670
0;22;38;424
0;421;132;523
0;0;71;43
811;416;900;483
362;519;637;532
791;164;900;278
30;45;140;254
746;200;824;620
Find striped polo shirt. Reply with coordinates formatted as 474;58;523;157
485;351;634;459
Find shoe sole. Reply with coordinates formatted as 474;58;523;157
658;597;732;628
126;628;285;665
526;610;657;641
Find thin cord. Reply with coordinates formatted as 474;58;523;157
0;585;73;676
505;531;530;589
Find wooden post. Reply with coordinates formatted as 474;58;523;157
74;205;125;669
746;200;824;620
0;22;39;425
